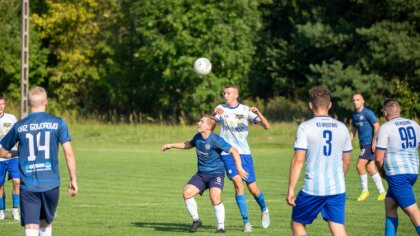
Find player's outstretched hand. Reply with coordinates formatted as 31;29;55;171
238;168;249;180
161;144;172;152
213;107;224;115
68;180;78;197
249;107;260;114
286;190;295;207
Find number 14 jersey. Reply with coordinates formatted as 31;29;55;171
294;116;352;196
0;112;71;192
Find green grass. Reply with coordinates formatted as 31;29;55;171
0;122;418;235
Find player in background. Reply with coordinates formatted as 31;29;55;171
213;85;270;232
161;115;248;233
287;86;352;236
0;86;77;236
351;93;386;201
0;96;20;220
375;99;420;236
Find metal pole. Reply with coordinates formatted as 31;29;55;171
20;0;29;119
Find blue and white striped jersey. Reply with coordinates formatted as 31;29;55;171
376;117;419;176
294;116;352;196
215;103;258;155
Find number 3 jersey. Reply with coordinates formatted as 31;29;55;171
294;116;352;196
376;117;420;176
0;112;71;192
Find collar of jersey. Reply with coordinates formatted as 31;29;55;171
225;103;240;109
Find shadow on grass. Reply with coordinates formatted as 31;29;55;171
132;222;213;232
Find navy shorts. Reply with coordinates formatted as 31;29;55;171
222;154;256;183
20;187;60;226
359;144;374;160
187;173;224;195
387;174;418;209
0;158;20;185
292;191;346;225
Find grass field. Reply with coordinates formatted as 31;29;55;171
0;122;418;235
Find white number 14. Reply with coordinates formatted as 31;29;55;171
25;132;50;161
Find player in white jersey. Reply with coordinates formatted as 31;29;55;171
0;96;20;220
287;86;352;236
375;98;420;236
214;85;270;232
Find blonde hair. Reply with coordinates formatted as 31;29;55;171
383;98;401;116
28;86;47;107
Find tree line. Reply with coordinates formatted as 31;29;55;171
0;0;418;123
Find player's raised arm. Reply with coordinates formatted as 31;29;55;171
161;141;193;152
249;107;270;129
286;150;306;207
228;147;249;180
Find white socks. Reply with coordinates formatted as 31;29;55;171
360;174;368;191
372;173;385;193
185;198;199;221
25;229;39;236
213;203;225;230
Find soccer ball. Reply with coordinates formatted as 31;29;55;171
194;58;212;75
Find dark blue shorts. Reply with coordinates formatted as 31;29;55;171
359;144;374;160
20;187;60;226
387;174;418;209
187;173;224;195
0;158;20;185
222;154;256;183
292;191;346;225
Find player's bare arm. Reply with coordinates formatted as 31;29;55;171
286;150;306;207
161;141;193;152
374;149;386;179
0;148;16;159
350;127;356;140
371;122;380;152
342;152;352;175
249;107;270;129
228;147;249;180
62;142;78;197
213;107;224;116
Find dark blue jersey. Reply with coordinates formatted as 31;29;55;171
190;132;231;175
351;107;378;147
0;112;71;192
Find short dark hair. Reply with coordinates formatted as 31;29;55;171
224;84;238;90
309;86;331;110
0;95;4;100
383;98;400;115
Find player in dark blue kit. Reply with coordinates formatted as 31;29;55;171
161;115;248;233
0;86;77;236
351;93;386;201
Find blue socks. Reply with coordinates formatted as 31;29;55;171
235;194;249;224
416;225;420;235
0;197;4;210
385;216;398;236
12;194;19;208
254;192;267;212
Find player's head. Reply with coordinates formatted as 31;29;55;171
383;98;401;120
352;93;364;110
29;86;48;108
197;115;217;133
223;84;239;106
309;86;332;112
0;95;5;115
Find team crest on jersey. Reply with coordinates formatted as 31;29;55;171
235;114;244;120
205;144;211;150
2;123;12;128
359;115;364;120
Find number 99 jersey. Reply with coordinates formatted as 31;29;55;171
0;112;71;192
376;117;420;176
294;116;352;196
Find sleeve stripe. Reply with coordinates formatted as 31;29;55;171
376;147;387;150
343;150;352;153
294;148;307;151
